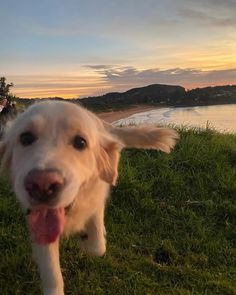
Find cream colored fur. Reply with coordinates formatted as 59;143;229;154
0;101;178;295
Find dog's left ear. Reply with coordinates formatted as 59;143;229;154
96;135;124;185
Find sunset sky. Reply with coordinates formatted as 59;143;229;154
1;0;236;98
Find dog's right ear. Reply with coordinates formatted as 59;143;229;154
104;123;179;153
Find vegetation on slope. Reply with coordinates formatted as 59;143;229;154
0;128;236;294
16;84;236;112
78;84;236;111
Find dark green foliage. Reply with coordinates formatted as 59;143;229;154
0;77;14;100
0;77;18;127
0;129;235;294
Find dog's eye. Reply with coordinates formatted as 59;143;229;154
20;132;37;146
73;135;87;150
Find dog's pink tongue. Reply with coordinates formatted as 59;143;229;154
28;207;65;245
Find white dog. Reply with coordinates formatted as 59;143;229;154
0;101;178;295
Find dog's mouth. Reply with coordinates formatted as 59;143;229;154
26;203;74;245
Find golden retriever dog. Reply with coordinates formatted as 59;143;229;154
0;101;178;295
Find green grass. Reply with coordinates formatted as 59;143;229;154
0;128;236;295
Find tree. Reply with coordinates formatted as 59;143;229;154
0;77;17;125
0;77;14;101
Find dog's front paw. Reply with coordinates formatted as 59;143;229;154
44;287;64;295
80;235;106;257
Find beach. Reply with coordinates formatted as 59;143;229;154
98;105;157;123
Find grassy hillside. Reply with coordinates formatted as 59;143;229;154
0;128;236;295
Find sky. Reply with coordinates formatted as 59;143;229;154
1;0;236;98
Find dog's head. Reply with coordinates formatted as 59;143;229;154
0;101;123;211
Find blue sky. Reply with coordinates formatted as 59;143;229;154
1;0;236;98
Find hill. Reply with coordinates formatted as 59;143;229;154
77;84;236;111
17;84;236;112
77;84;185;110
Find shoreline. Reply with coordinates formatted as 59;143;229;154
97;105;159;123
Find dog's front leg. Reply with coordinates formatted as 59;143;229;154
80;207;106;257
32;240;64;295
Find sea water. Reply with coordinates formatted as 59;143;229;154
113;104;236;133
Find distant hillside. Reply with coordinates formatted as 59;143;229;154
17;84;236;111
77;84;236;111
185;85;236;106
76;84;185;111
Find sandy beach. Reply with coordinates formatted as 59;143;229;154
98;105;157;123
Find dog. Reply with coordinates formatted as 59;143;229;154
0;101;178;295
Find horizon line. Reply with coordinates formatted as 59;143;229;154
13;82;236;100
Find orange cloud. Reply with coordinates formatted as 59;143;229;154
7;66;236;98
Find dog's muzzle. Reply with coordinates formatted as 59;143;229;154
24;169;65;204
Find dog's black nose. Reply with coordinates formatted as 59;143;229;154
24;169;65;203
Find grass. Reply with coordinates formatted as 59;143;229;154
0;128;236;295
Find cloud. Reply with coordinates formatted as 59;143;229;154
91;66;236;90
83;65;114;70
179;8;236;27
8;74;109;98
195;0;236;9
7;66;236;98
